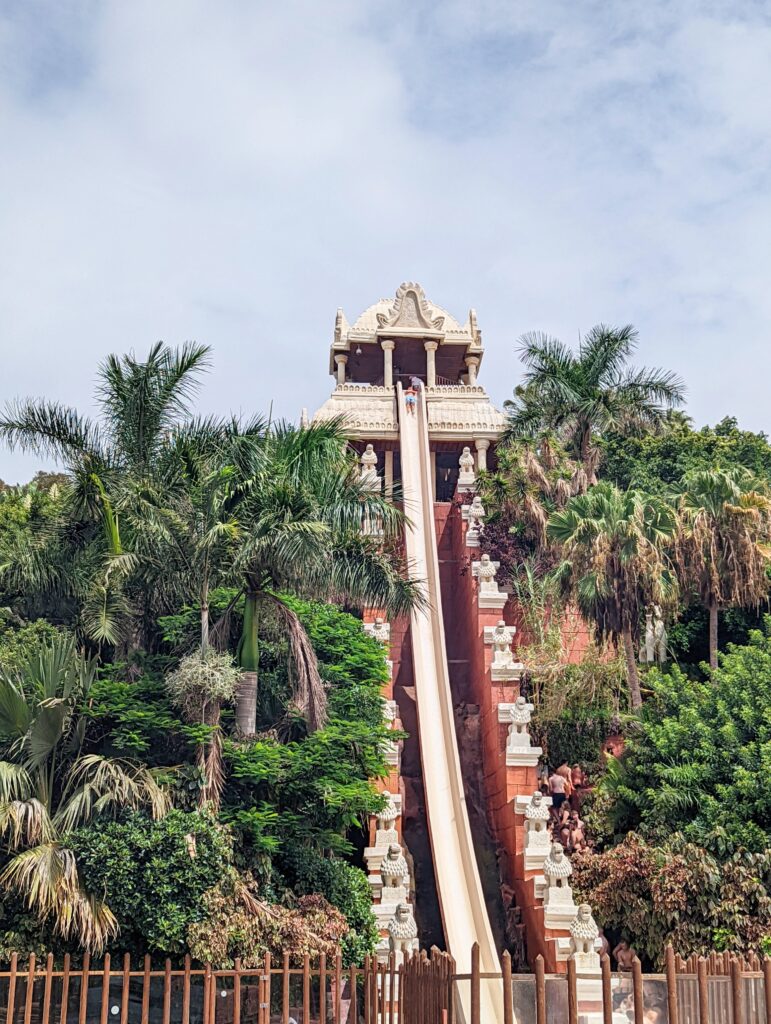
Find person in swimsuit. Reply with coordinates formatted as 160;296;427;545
549;769;568;812
405;386;417;412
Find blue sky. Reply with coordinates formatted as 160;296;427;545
1;0;770;481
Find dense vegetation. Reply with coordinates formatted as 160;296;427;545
486;325;771;960
0;346;418;964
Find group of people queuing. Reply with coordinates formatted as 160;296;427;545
541;760;641;976
544;762;589;854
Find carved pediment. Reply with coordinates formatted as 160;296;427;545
376;282;445;333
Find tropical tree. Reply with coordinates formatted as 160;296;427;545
229;421;421;736
547;482;679;708
0;343;211;647
506;325;685;483
673;467;771;669
0;636;169;949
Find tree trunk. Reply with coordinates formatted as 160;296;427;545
235;591;259;735
708;594;719;671
622;625;643;710
200;579;209;653
580;424;598;485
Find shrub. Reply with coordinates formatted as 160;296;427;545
69;811;232;955
166;647;239;721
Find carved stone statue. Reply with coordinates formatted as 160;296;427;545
476;554;498;591
491;620;515;668
640;605;667;664
543;842;573;889
653;605;667;664
458;446;476;488
569;905;599;956
360;444;380;490
506;696;534;751
366;617;390;645
376;792;399;846
387;903;419;955
524;792;552;853
465;495;486;547
380;844;409;889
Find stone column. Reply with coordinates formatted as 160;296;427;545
465;356;479;385
381;340;395;387
384;450;394;499
475;438;490;472
430;451;437;500
424;340;439;387
334;354;348;386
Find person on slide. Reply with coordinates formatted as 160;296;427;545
405;385;418;412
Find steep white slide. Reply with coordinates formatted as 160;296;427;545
397;385;503;1024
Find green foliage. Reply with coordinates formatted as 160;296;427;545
186;871;348;967
166;648;239;722
573;833;771;965
600;416;771;493
595;622;771;853
69;811;231;955
0;619;68;673
288;852;379;965
536;704;614;776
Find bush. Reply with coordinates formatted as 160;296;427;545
187;871;348;967
595;622;771;854
69;811;232;955
572;833;771;965
166;647;239;721
288;852;379;965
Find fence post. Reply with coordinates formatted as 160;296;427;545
162;959;171;1024
697;957;709;1024
98;954;109;1024
232;958;241;1024
632;957;644;1024
665;946;679;1024
601;955;612;1024
501;950;513;1024
567;959;578;1024
180;954;188;1024
79;953;91;1024
282;952;290;1024
42;952;54;1024
764;958;771;1024
534;955;546;1024
60;954;71;1024
5;952;18;1024
470;943;480;1024
730;958;744;1024
141;956;151;1024
24;953;36;1024
319;953;327;1024
121;954;131;1024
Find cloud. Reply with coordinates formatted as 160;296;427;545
1;0;770;481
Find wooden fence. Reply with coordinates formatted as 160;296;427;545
2;946;770;1024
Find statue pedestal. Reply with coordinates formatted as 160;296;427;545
506;745;542;767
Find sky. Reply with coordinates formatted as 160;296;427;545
1;0;770;482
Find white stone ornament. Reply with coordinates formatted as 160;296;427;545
387;903;419;958
462;495;486;547
543;842;578;929
383;699;400;768
506;696;533;749
360;444;381;491
375;792;400;846
365;617;391;645
524;791;552;851
569;905;602;973
380;843;410;902
458;446;477;490
471;554;507;611
484;621;523;681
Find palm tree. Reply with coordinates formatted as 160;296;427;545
479;433;581;549
547;482;678;708
229;420;422;736
0;635;169;949
0;343;211;648
505;325;685;483
674;467;771;670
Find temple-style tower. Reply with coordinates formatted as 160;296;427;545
313;282;506;497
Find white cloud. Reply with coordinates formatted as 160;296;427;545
1;0;770;481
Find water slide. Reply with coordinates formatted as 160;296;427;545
397;384;504;1024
